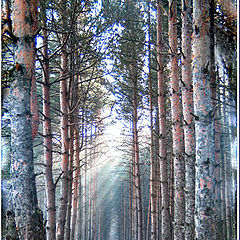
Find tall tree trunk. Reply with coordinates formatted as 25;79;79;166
181;1;195;239
131;138;137;240
210;1;223;238
132;75;143;240
65;16;78;239
84;127;89;240
10;0;44;238
148;2;157;239
157;1;171;239
219;85;227;239
56;1;69;237
64;123;74;240
223;77;233;240
169;1;185;239
146;191;151;240
76;162;83;240
123;182;128;240
169;152;174;236
92;131;98;240
41;1;56;238
98;203;102;240
88;126;93;240
90;126;97;240
228;97;237;239
193;0;216;239
71;126;81;240
154;111;161;239
30;0;39;139
129;160;134;240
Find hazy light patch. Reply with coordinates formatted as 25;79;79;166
99;106;123;166
109;212;119;240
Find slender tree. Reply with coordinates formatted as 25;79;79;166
209;0;223;238
131;144;137;240
157;1;171;239
169;0;185;239
132;66;143;240
181;0;195;239
222;77;234;240
30;0;40;139
84;126;89;240
41;0;56;238
70;126;81;240
64;123;74;240
56;1;70;238
148;1;157;239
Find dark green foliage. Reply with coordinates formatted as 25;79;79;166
104;0;146;122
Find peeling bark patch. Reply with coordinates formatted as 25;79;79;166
207;181;212;190
200;178;204;189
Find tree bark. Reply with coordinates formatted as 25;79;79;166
193;0;216;239
169;1;185;239
219;89;227;239
10;0;44;238
129;159;134;240
222;78;233;240
148;2;157;239
154;112;161;239
92;128;98;240
76;169;83;240
64;123;74;240
70;127;81;240
132;72;143;240
56;1;69;237
41;2;56;238
131;147;137;240
157;1;171;239
210;1;223;238
88;126;93;240
181;1;195;239
146;191;151;240
84;127;89;240
30;0;39;139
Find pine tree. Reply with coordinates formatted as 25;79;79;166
181;0;195;239
56;1;70;238
156;1;171;239
169;1;185;239
39;1;56;239
10;0;44;238
193;0;216;238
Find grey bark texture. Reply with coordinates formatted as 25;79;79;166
193;0;217;239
